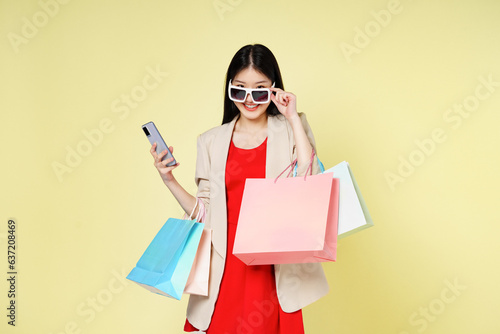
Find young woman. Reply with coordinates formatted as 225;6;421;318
150;44;329;333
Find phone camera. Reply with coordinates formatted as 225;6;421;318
143;127;150;136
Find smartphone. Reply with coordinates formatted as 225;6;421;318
142;121;177;167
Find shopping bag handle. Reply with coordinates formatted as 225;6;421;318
184;198;206;223
187;199;198;220
195;199;206;222
293;155;325;177
275;149;316;183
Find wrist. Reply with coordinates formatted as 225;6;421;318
286;112;302;127
163;175;177;187
285;112;300;122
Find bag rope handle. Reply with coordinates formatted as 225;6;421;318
195;199;206;223
274;148;316;183
188;198;199;220
183;197;206;223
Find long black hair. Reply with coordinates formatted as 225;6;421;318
222;44;284;124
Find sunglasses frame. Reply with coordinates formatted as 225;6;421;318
228;80;275;104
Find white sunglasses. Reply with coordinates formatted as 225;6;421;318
228;80;275;104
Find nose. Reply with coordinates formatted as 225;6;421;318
244;92;253;104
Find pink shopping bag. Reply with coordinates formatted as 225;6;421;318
233;158;339;265
183;198;211;296
184;228;211;295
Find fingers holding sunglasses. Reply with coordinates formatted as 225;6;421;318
270;87;295;106
270;87;297;118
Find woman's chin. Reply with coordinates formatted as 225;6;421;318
237;104;269;121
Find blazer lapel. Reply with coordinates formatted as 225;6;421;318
210;117;237;258
266;115;293;178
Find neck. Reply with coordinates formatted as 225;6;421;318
235;113;268;133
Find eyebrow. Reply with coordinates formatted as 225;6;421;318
233;79;270;84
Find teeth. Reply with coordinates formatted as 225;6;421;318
245;104;257;108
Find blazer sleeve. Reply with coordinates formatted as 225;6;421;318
195;134;211;219
276;113;330;313
294;112;321;176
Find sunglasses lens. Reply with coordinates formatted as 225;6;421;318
252;90;269;103
230;87;246;101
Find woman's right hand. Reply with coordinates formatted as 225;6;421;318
150;143;179;184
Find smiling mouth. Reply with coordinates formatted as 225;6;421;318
244;103;258;110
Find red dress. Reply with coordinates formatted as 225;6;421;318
184;137;304;333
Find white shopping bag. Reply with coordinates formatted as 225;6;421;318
323;161;373;239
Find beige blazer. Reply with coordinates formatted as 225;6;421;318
186;113;330;330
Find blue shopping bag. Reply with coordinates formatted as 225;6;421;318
127;217;204;300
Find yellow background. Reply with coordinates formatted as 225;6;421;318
1;0;500;333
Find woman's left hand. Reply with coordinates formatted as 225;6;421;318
269;87;298;120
